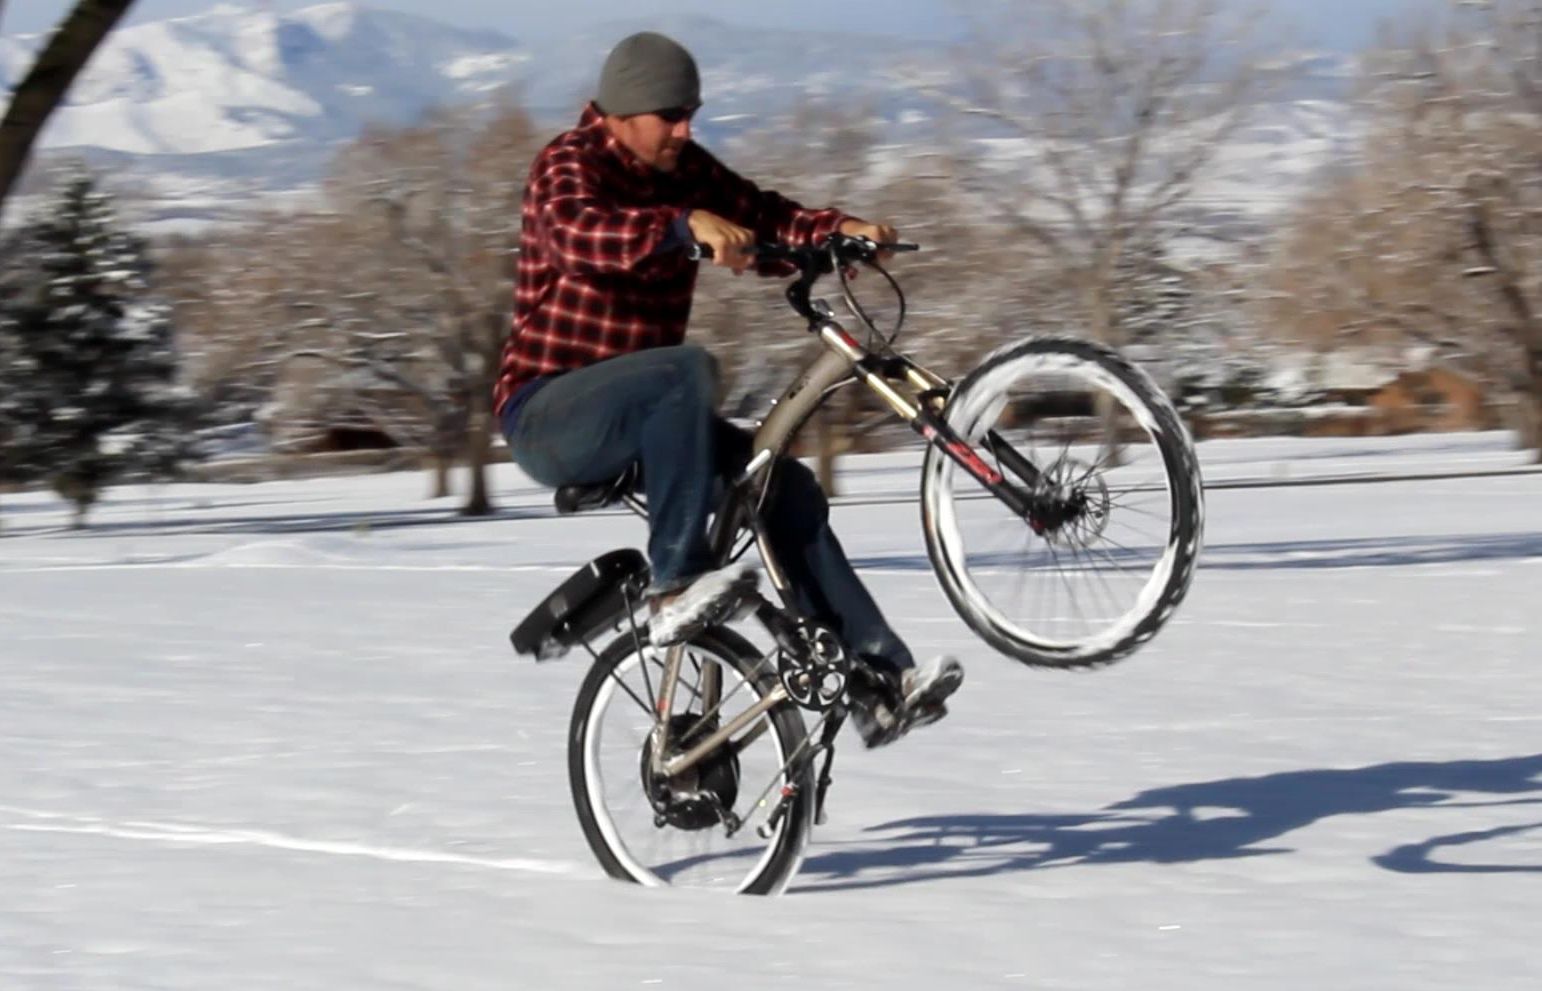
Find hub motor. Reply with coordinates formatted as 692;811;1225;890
639;714;741;831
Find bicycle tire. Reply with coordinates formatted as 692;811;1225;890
568;625;814;894
921;336;1203;668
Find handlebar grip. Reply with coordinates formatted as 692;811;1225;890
688;243;774;262
688;240;918;262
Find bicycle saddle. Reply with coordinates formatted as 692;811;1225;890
553;463;642;515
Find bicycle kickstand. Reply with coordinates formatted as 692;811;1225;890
812;707;847;826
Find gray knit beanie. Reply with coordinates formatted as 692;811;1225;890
595;32;701;117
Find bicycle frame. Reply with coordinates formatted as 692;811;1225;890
549;232;1202;880
648;304;1041;785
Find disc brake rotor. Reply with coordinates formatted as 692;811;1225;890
1035;458;1112;548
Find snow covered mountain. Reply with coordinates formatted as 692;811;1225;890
0;3;948;228
0;3;526;157
1;3;1360;234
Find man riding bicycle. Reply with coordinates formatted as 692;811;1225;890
493;31;962;747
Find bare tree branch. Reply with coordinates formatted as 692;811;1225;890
0;0;135;217
1262;0;1542;455
932;0;1277;345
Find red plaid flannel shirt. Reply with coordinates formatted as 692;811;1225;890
492;103;848;415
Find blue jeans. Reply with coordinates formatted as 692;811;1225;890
501;345;913;670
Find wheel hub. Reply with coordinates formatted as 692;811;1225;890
639;713;741;831
1029;459;1112;547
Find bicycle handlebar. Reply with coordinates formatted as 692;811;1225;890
687;234;919;266
689;233;919;330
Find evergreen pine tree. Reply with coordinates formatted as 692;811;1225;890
1111;241;1279;414
0;170;195;528
1;232;56;492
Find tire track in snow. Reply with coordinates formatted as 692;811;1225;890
0;806;581;877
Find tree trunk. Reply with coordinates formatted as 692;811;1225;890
1469;197;1542;462
0;0;136;216
1519;374;1542;464
426;452;452;498
460;395;495;517
1085;249;1130;466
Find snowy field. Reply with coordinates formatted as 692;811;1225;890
2;431;1539;990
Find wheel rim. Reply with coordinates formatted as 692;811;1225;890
926;349;1186;657
582;645;795;892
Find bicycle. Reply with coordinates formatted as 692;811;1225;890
509;233;1205;894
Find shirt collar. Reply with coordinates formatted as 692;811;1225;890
581;101;657;178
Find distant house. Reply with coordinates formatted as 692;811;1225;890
1369;367;1497;434
260;364;412;454
1192;349;1498;439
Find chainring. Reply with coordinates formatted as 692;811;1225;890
776;621;851;711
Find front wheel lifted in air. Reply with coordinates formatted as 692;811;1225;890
920;336;1204;669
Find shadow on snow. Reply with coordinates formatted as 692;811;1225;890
851;532;1542;572
794;754;1542;892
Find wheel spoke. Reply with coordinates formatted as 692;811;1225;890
605;665;656;719
1101;497;1170;521
1042;539;1089;631
578;634;808;894
924;341;1201;664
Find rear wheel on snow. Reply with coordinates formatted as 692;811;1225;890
568;626;814;895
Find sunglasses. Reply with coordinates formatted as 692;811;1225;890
653;105;700;125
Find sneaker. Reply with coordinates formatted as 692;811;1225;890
648;566;759;647
848;655;964;749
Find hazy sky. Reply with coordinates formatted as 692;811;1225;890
5;0;1444;48
5;1;963;40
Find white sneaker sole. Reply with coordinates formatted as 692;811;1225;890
648;569;758;647
853;662;964;748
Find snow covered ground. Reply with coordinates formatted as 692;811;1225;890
2;432;1539;990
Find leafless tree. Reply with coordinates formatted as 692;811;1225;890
162;216;325;426
691;100;883;493
0;0;135;218
692;100;1061;491
161;105;540;509
929;0;1278;348
286;103;538;512
1263;1;1542;456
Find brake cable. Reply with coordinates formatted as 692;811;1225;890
834;240;909;352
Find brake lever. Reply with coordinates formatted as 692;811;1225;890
836;236;920;264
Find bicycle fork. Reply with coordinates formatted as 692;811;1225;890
803;321;1041;517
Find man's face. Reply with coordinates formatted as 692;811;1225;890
608;106;697;172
